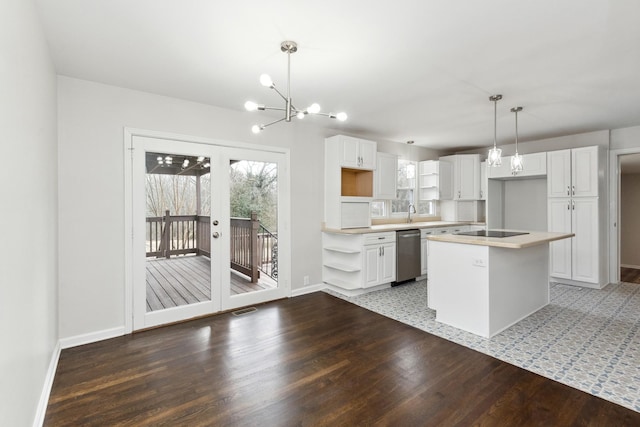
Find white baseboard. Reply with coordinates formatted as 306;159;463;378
621;264;640;270
59;326;126;349
325;282;392;297
291;283;326;297
32;341;61;427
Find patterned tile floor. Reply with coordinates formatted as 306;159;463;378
325;280;640;412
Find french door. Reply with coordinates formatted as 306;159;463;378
131;135;289;330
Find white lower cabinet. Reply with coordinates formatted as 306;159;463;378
322;231;396;290
364;241;396;288
548;197;599;283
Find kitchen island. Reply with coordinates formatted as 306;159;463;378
426;230;573;338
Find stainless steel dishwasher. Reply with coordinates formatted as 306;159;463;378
394;229;421;285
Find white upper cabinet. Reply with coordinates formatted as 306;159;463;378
336;135;377;170
438;160;454;200
374;152;397;200
439;154;480;200
487;152;547;179
572;147;598;197
480;161;487;200
547;147;598;198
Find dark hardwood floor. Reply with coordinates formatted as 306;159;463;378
45;292;640;426
621;267;640;284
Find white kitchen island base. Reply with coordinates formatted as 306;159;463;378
427;235;561;338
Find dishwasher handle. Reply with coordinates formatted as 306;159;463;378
399;232;420;238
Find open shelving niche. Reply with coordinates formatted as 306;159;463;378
322;233;364;290
419;160;439;200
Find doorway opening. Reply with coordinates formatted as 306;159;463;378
619;153;640;284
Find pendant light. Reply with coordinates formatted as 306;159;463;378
510;106;524;174
487;94;503;167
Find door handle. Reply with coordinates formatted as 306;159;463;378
212;232;220;238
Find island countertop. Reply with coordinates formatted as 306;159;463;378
426;230;574;249
322;221;484;234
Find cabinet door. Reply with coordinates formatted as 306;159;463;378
339;136;361;168
547;150;571;197
480;162;487;200
363;245;381;287
438;159;454;200
572;198;599;283
457;155;480;200
548;198;572;279
359;140;377;170
572;147;598;197
519;152;547;177
380;243;396;283
420;238;428;275
374;152;397;199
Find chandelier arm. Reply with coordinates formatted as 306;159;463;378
262;117;288;129
261;106;287;112
270;86;288;103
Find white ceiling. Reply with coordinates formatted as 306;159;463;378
36;0;640;151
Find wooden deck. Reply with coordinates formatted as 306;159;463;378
146;255;276;312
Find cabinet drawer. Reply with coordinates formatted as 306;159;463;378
363;232;396;245
420;228;442;238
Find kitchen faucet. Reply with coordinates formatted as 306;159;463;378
407;203;416;223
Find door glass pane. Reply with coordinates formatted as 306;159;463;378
229;159;278;295
144;151;211;312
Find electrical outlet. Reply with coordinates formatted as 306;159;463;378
473;258;487;267
303;275;310;285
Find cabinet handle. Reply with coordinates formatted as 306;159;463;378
480;190;483;198
382;246;385;256
567;185;570;196
457;190;461;199
567;202;570;210
572;200;575;210
572;185;575;196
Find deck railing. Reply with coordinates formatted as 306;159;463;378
146;210;276;283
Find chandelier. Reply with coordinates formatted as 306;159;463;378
487;94;502;167
511;106;524;174
244;41;347;133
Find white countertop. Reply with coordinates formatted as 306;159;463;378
426;230;574;249
322;221;483;234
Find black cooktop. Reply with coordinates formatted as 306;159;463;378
454;230;530;238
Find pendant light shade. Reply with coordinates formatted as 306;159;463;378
510;106;524;174
487;95;503;167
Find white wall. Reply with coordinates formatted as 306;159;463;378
0;1;58;426
611;125;640;150
503;179;547;231
621;173;640;267
57;76;413;340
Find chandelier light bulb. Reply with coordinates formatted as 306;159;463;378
251;125;262;134
336;112;348;122
165;156;172;165
259;74;273;88
244;101;258;111
197;156;204;163
307;103;321;114
297;111;305;119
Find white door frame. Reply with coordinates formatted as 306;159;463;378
608;147;640;284
123;128;291;333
